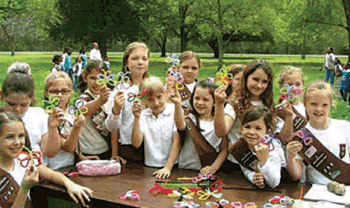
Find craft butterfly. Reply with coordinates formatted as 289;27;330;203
97;70;117;86
214;65;233;86
167;71;185;90
42;95;60;113
16;146;42;168
165;53;180;66
68;99;88;118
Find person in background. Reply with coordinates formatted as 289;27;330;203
79;47;88;68
52;54;63;73
324;47;336;89
90;42;102;67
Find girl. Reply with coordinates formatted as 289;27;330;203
231;106;286;188
340;62;350;104
275;66;306;144
1;63;61;166
103;56;110;70
52;55;63;73
287;81;350;185
131;76;181;179
0;111;92;207
177;51;201;112
73;57;83;91
105;42;149;164
324;47;336;88
79;47;88;68
44;72;85;170
214;60;275;163
76;64;114;161
62;47;72;77
334;58;343;97
172;78;228;175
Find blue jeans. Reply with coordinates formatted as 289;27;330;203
74;75;79;90
324;66;334;86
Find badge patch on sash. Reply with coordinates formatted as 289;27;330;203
340;144;346;159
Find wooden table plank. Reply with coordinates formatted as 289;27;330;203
32;163;309;207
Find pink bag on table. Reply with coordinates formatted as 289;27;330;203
76;160;121;176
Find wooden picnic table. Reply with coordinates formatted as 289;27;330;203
30;162;310;207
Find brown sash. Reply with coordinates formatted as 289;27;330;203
276;106;307;132
230;138;258;171
77;92;111;147
184;117;218;167
293;128;350;184
0;168;32;208
179;84;192;102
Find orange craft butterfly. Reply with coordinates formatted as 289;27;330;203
16;146;42;168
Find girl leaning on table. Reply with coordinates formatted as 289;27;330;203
287;81;350;185
0;111;92;208
1;63;63;166
43;72;86;170
171;78;228;176
105;42;150;164
131;76;181;179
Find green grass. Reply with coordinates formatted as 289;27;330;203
0;53;349;121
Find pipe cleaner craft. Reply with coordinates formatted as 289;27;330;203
165;53;180;66
115;71;132;90
97;70;117;86
265;195;294;208
279;84;300;102
43;95;60;114
118;190;140;200
16;146;42;168
174;201;200;208
178;173;216;184
149;183;173;195
68;99;88;118
206;199;232;208
127;88;150;102
231;202;257;208
167;71;185;90
168;188;194;200
214;65;233;86
197;188;222;201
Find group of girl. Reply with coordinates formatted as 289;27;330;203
0;42;349;207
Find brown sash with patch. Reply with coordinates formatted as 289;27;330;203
230;138;258;171
293;128;350;184
276;106;307;132
179;85;192;115
77;92;111;147
184;117;218;167
0;168;32;208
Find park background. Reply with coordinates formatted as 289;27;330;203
0;0;349;121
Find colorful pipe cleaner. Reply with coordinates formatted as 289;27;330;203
67;99;88;118
168;188;194;200
127;88;150;102
16;146;42;168
97;70;117;86
174;201;200;208
214;65;233;86
167;71;185;90
43;95;60;113
279;84;300;102
197;188;222;201
119;190;140;200
149;183;173;195
115;71;132;90
165;53;180;66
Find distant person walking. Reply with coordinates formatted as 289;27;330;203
324;47;336;88
62;47;73;80
89;42;102;67
79;47;88;68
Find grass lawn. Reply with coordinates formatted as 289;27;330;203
0;53;349;121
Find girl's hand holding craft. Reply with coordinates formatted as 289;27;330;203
73;114;86;128
281;100;294;117
113;91;125;115
48;108;65;129
214;85;227;105
168;86;182;106
153;167;171;179
132;101;141;118
65;180;93;206
98;84;110;105
287;141;303;159
255;144;269;167
21;165;39;191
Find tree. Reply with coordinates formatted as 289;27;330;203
49;0;142;57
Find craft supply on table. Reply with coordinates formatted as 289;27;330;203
304;184;350;205
328;181;346;196
169;188;194;201
197;188;222;201
119;190;140;200
174;200;200;208
76;160;121;176
149;183;173;195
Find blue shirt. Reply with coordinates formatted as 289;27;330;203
64;54;72;71
340;71;350;90
80;53;87;67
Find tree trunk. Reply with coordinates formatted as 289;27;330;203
180;30;187;52
99;39;107;58
161;36;167;57
301;33;306;60
217;0;224;70
208;38;219;58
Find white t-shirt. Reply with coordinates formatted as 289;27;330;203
224;101;265;163
47;111;75;170
178;114;223;170
89;49;102;61
22;107;49;166
325;53;336;69
139;103;177;167
8;159;28;188
295;118;350;185
73;62;83;76
105;85;139;145
240;139;286;188
275;103;306;133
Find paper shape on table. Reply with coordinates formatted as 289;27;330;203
293;199;345;208
303;184;350;205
